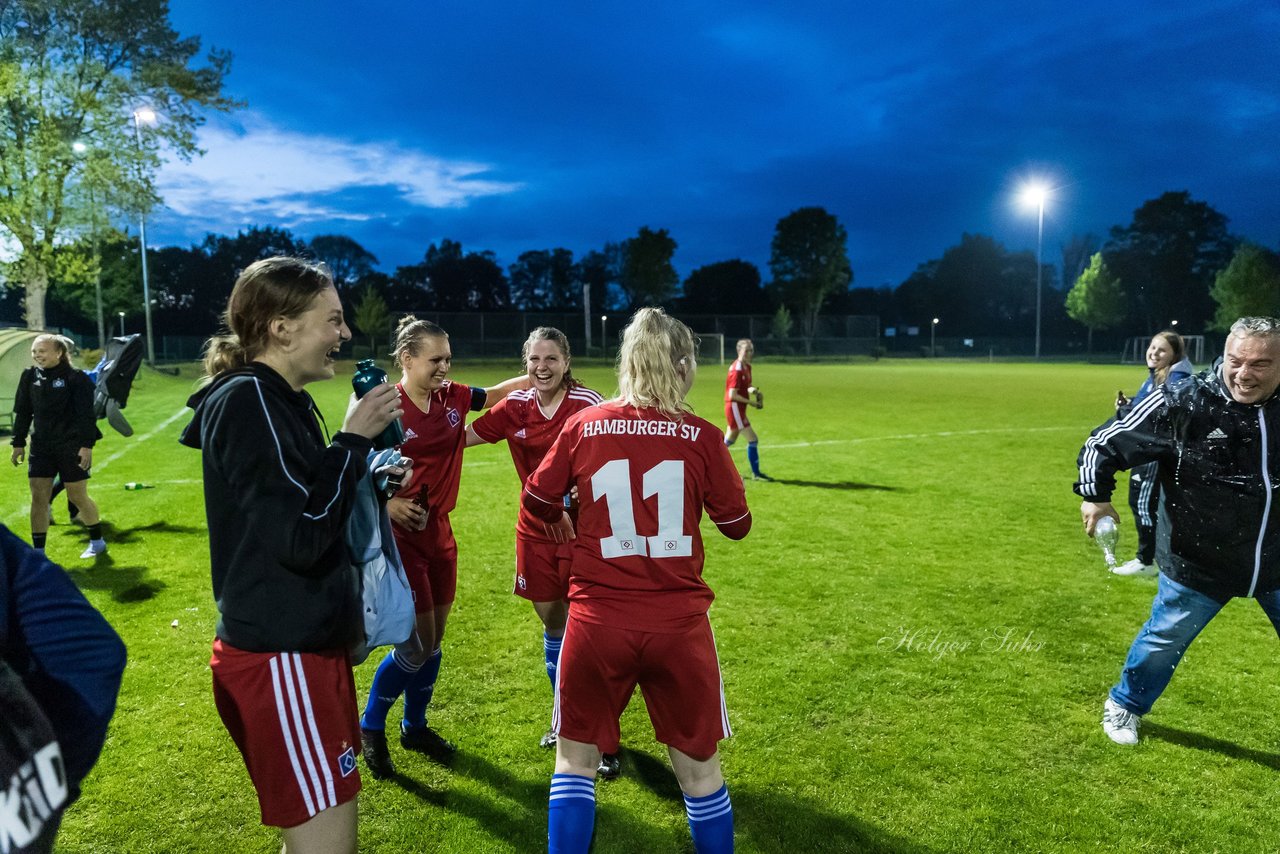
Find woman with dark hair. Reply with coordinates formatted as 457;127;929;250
464;328;611;765
357;315;526;778
1111;330;1194;577
9;334;106;559
180;256;401;853
523;307;751;853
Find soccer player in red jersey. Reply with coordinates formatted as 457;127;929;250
723;338;770;481
466;328;605;755
524;308;751;854
358;316;526;778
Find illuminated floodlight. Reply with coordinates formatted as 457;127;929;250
133;107;157;125
1019;182;1049;211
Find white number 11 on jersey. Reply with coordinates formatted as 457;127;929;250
591;459;693;559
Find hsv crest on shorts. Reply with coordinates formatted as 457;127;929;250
338;746;356;777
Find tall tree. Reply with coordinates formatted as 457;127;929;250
768;207;852;336
578;244;622;314
509;248;579;311
680;260;768;314
1061;233;1099;298
310;234;378;293
1103;192;1236;332
1208;243;1280;331
353;284;392;357
0;0;236;329
395;240;509;311
1065;252;1127;353
619;226;678;309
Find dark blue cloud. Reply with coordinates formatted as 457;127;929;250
160;0;1280;292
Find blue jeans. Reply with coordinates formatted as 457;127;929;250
1111;573;1280;716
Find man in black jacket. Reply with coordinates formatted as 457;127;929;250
1075;316;1280;745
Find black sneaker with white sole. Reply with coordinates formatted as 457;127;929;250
598;752;621;780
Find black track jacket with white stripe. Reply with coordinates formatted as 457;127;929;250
180;363;372;652
1076;359;1280;602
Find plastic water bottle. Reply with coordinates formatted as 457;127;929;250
1093;516;1119;568
352;359;405;450
123;482;153;490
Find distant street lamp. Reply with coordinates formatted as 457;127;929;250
133;107;157;365
118;311;126;336
600;314;607;356
931;317;940;357
1019;182;1049;360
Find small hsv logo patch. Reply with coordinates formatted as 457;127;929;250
338;746;356;777
447;409;461;428
52;378;65;388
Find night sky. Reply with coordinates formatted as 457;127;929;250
154;1;1280;290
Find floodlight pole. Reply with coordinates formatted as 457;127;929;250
133;109;156;366
1034;198;1044;361
583;282;592;351
600;315;607;358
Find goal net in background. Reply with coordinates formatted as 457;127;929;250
1123;335;1206;367
695;332;726;365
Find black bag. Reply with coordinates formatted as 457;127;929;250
91;334;144;418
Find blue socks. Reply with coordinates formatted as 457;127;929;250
685;784;734;853
402;646;442;731
548;773;595;853
361;648;421;731
544;632;562;691
747;442;761;476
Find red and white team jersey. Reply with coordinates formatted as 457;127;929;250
724;359;752;403
470;384;603;541
394;379;476;517
526;401;750;633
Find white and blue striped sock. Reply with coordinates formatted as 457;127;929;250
548;773;595;853
684;783;733;853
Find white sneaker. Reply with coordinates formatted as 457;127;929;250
1102;698;1140;745
79;540;107;559
1112;558;1157;577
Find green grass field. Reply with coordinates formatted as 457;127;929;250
7;356;1280;853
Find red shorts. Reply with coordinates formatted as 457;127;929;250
514;536;571;602
553;615;731;760
725;401;749;431
394;512;458;612
210;639;361;828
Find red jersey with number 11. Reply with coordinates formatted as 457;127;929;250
526;401;750;633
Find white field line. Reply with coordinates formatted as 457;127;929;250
769;424;1089;451
3;406;191;520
